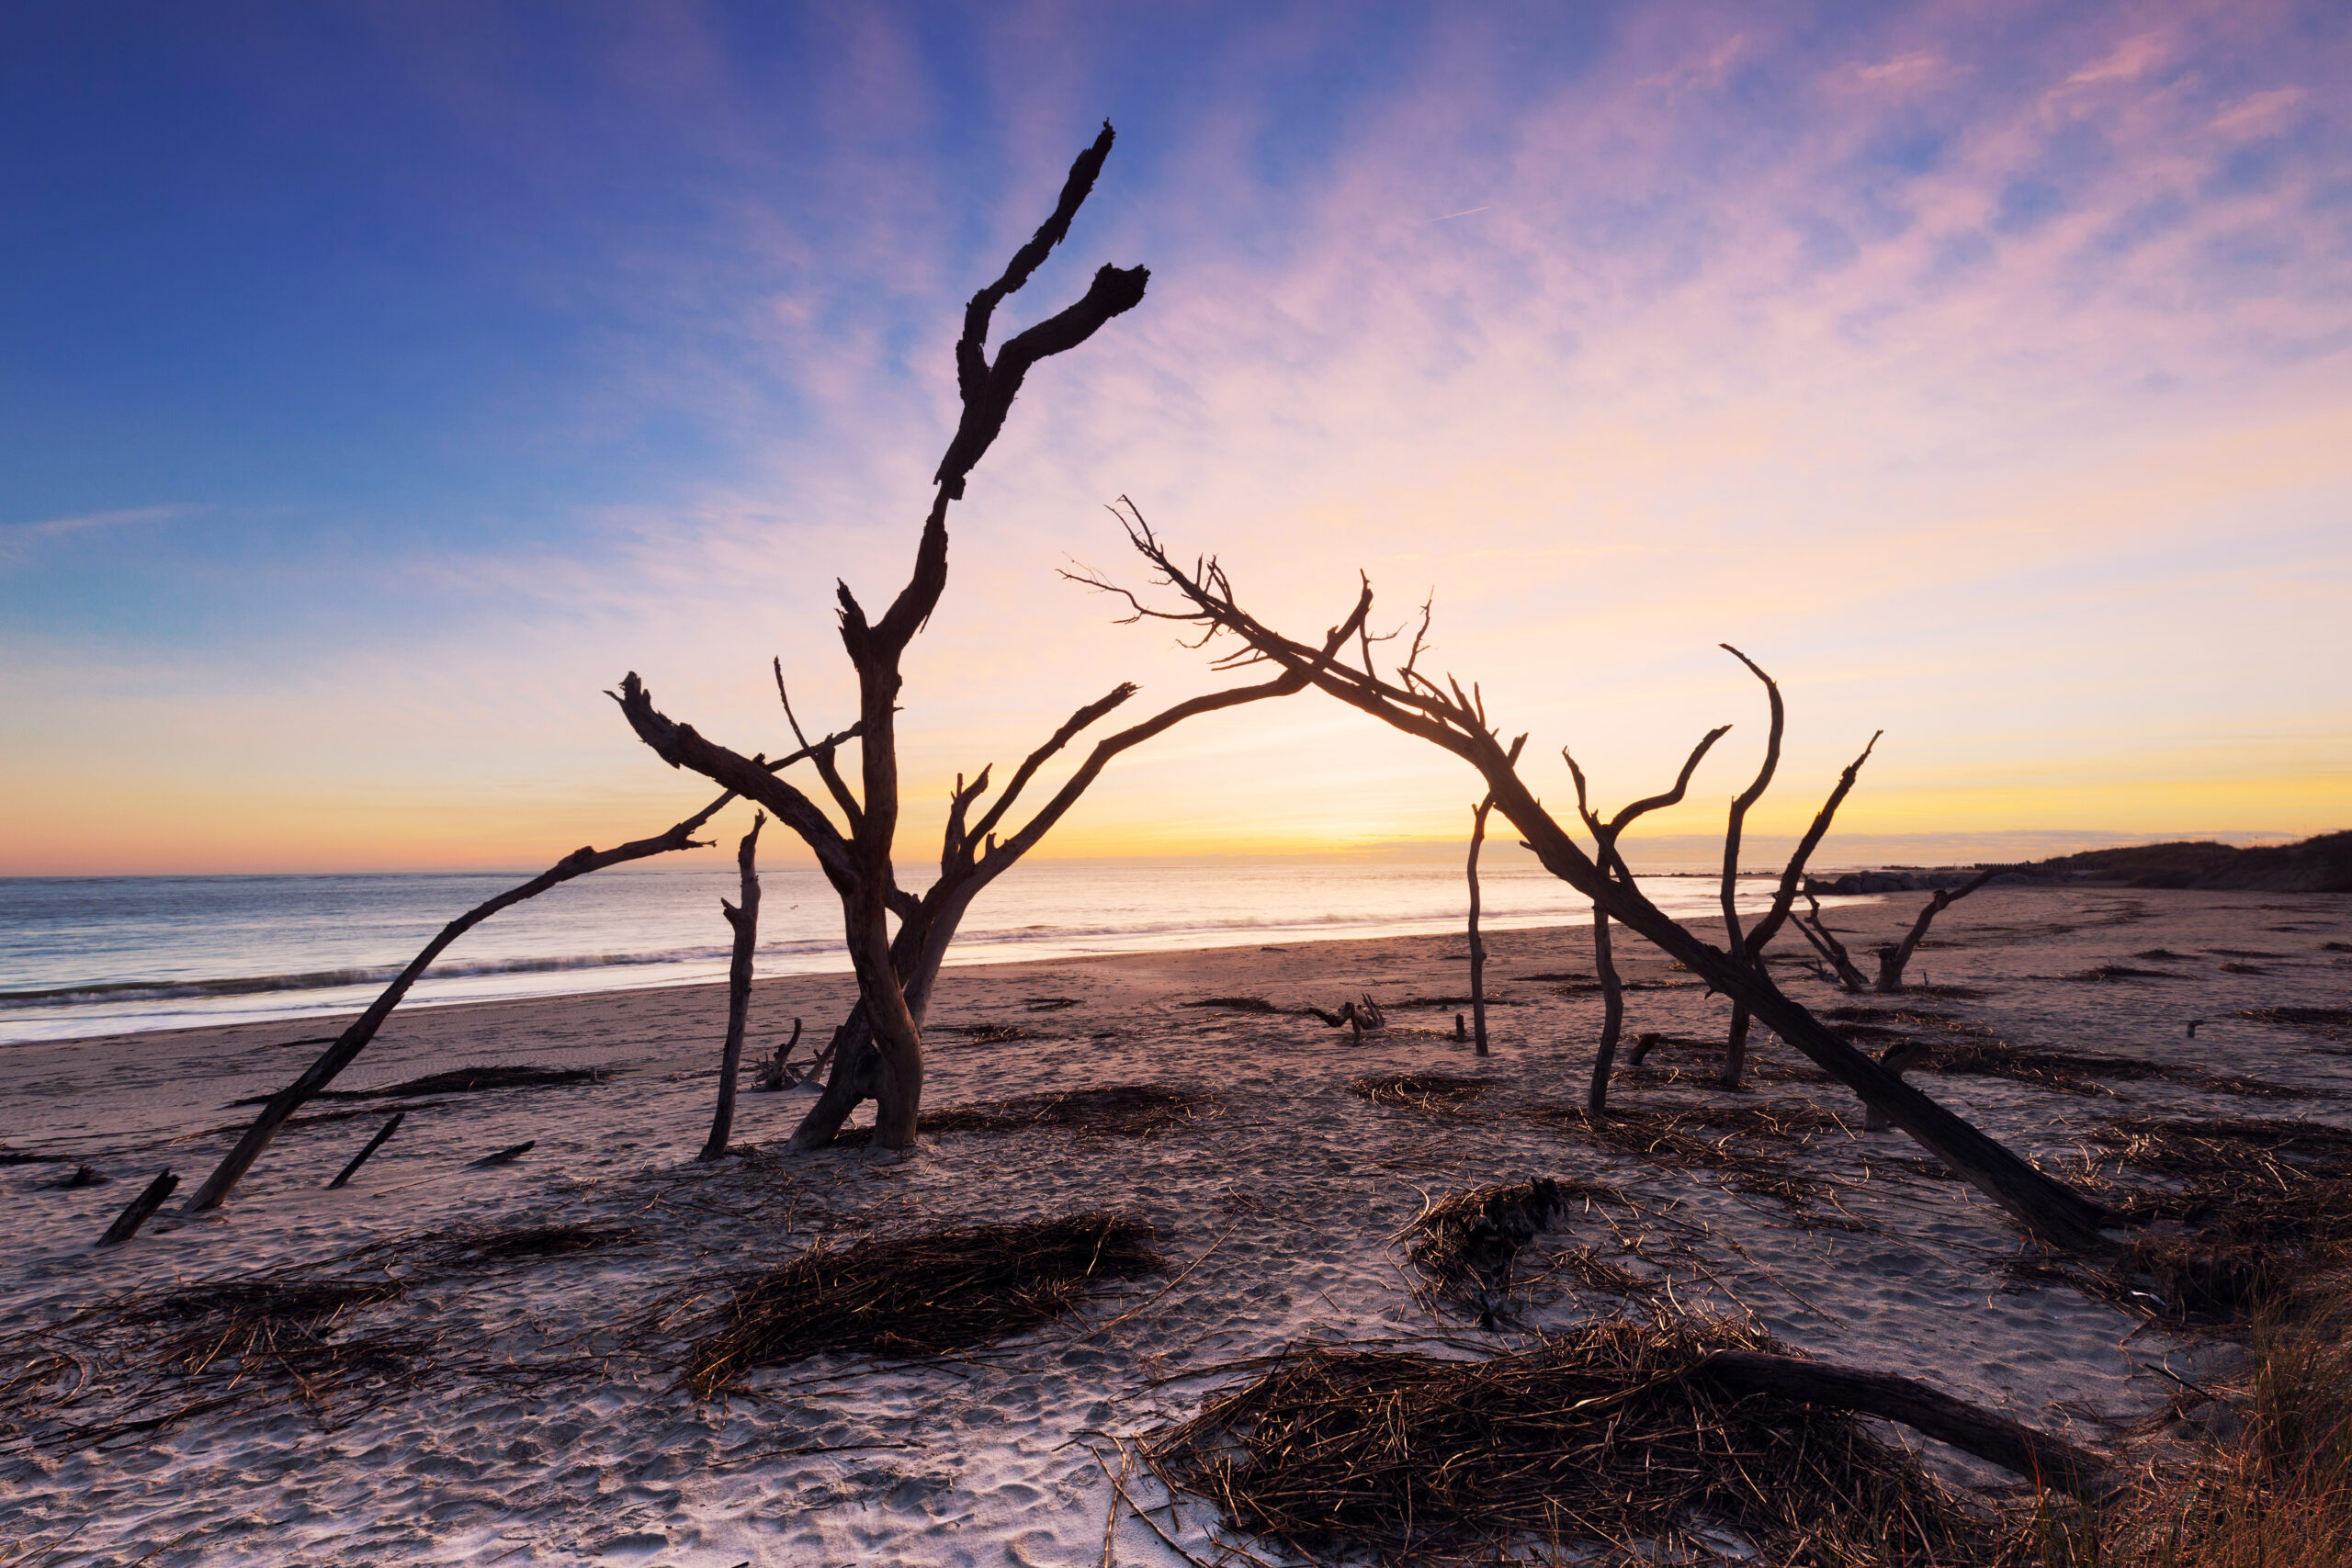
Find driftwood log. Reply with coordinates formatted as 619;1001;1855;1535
700;814;764;1160
1794;890;1874;991
1077;509;2119;1251
1861;1040;1933;1133
182;766;852;1213
326;1111;404;1190
1698;1350;2113;1500
469;1141;535;1168
99;1170;177;1246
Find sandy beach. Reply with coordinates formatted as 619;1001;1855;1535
5;882;2348;1565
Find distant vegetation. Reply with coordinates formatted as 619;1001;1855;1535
2012;831;2352;892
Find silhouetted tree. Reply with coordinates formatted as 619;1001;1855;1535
1073;505;2117;1250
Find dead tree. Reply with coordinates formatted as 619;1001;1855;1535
1464;795;1495;1055
700;813;763;1160
615;124;1343;1154
1075;506;2119;1251
1563;729;1725;1115
1874;865;2003;994
1718;730;1880;1086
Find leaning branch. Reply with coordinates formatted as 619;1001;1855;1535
185;788;736;1212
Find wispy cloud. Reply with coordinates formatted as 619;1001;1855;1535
0;506;185;568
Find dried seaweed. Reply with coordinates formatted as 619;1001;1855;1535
2012;1115;2352;1326
1;1273;423;1448
227;1064;605;1106
1401;1178;1652;1326
682;1213;1161;1393
404;1223;639;1267
2240;1007;2352;1043
1146;1314;1983;1567
1350;1073;1489;1115
1524;1100;1850;1210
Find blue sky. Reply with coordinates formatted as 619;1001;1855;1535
4;1;2347;873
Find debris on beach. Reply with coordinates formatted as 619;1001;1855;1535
830;1083;1217;1145
682;1213;1161;1393
1350;1071;1487;1114
1144;1313;2086;1566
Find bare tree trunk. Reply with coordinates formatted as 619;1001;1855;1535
1466;796;1494;1056
1564;736;1713;1117
1874;865;2002;994
622;126;1302;1157
700;814;763;1161
1587;908;1624;1115
100;1170;178;1246
185;789;739;1213
1722;1002;1752;1089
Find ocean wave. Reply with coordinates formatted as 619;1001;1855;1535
0;946;749;1010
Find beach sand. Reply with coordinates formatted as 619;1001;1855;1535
4;884;2348;1565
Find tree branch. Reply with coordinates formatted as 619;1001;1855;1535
1717;644;1783;959
612;672;858;892
186;787;736;1212
775;657;863;836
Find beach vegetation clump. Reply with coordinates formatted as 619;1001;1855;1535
1145;1314;1988;1567
683;1213;1160;1393
2027;1279;2352;1566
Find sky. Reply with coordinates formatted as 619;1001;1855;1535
2;0;2347;876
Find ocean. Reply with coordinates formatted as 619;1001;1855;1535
0;860;1808;1045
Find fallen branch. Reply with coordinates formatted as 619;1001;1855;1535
184;786;750;1212
99;1170;178;1247
325;1112;404;1190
